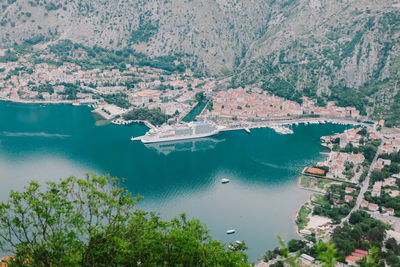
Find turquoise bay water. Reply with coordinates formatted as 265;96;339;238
0;101;350;260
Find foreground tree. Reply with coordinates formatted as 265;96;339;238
266;236;338;267
0;174;249;266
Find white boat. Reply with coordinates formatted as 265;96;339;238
235;240;243;245
226;229;236;234
137;121;224;144
221;178;230;184
270;125;294;135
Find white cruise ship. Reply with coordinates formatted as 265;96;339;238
138;121;223;144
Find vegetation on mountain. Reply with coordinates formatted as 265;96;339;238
44;40;186;73
130;22;159;44
0;175;249;266
383;90;400;127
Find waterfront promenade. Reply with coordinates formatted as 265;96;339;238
128;115;370;143
219;116;371;134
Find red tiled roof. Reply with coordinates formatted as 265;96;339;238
345;187;355;193
306;168;326;175
355;249;368;255
346;256;361;262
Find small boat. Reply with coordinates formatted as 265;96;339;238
226;229;235;234
221;178;230;184
235;240;243;245
228;245;235;250
244;128;250;134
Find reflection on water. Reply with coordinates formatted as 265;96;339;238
144;137;225;155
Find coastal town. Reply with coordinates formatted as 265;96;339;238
2;46;400;266
262;122;400;266
0;48;361;129
0;47;214;120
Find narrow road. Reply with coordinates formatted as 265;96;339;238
340;134;384;226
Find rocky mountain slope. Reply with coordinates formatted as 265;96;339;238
0;0;271;74
233;0;400;118
1;0;400;123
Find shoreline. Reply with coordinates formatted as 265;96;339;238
1;98;372;132
292;129;346;239
0;98;77;105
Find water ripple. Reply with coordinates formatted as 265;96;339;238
1;131;70;138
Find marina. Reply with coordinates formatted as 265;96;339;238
269;125;294;135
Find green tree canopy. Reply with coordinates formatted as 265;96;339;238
123;107;170;126
0;175;249;266
195;91;205;103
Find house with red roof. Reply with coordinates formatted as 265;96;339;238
345;187;356;194
368;203;379;212
305;167;326;176
346;249;368;266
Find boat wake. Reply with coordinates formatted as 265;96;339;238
1;131;70;138
250;157;282;169
251;157;307;171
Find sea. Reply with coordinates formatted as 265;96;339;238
0;101;351;260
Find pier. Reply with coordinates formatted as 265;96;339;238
112;119;156;129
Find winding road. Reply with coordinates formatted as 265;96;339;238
339;131;384;226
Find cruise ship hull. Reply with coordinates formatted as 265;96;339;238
141;130;220;144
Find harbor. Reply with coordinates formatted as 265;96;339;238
0;100;351;260
128;116;370;144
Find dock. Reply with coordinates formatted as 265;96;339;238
112;119;156;129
